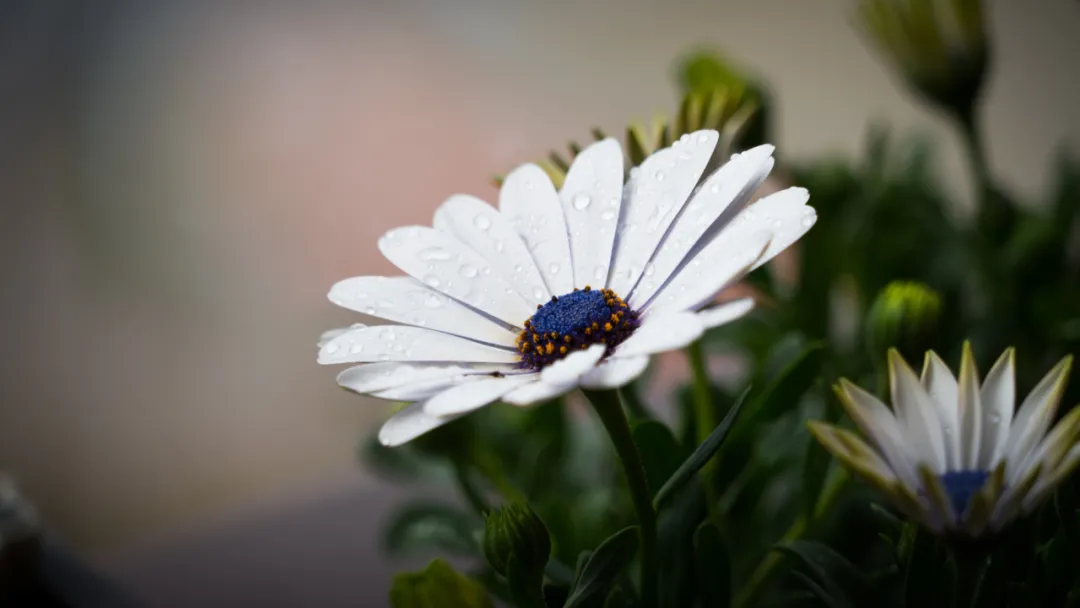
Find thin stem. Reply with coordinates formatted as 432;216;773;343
583;389;658;608
687;340;720;514
950;547;987;608
736;516;807;607
453;461;490;515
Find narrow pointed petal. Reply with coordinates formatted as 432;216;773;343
627;145;775;306
502;379;571;406
977;348;1015;469
580;356;650;389
433;195;551;307
329;276;518;346
337;361;514;395
378;226;532;325
541;344;605;386
962;463;1006;537
638;230;770;314
918;465;957;531
607;130;718;295
1021;443;1080;514
835;379;918;486
889;350;947;474
318;325;519;365
956;342;982;470
378;402;463;447
696;298;755;330
498;164;574;295
1002;355;1073;483
1013;406;1080;489
559;138;624;289
921;351;960;470
613;312;704;358
423;375;536;417
990;463;1043;531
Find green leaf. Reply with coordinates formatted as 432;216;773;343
384;502;480;557
734;344;825;439
564;526;640;608
694;522;731;607
632;420;685;494
775;540;870;608
390;559;494;608
653;387;750;509
603;586;634;608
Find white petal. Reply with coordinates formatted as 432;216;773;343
503;379;571;405
637;230;770;314
978;348;1015;469
696;298;755;330
614;313;704;358
581;356;649;389
744;188;816;271
499;164;574;295
318;327;355;349
837;379;919;487
318;325;519;365
920;352;960;470
1002;356;1072;484
541;344;606;386
432;195;551;307
607;130;718;295
329;276;517;346
423;375;536;416
559;138;624;289
337;362;513;395
627;145;774;304
889;350;947;473
955;344;983;470
378;226;532;326
378;402;461;447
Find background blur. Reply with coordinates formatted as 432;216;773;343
1;0;1078;605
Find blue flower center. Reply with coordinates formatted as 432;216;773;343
517;286;640;370
939;470;990;518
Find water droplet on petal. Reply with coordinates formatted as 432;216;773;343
460;264;478;278
494;240;504;252
532;287;544;300
474;215;492;230
697;132;711;144
710;183;721;194
594;266;607;281
423;274;441;288
654;170;665;182
324;342;340;354
379;328;396;341
379;354;390;361
573;193;592;210
549;263;560;274
363;306;376;315
601;209;616;221
349;343;364;354
424;293;443;308
644;263;656;276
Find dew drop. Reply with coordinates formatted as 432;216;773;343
379;354;390;361
594;266;607;281
644;263;656;276
654;170;665;182
379;328;396;341
514;264;524;273
474;215;492;230
494;239;505;252
549;263;560;274
424;293;443;308
349;343;364;354
697;132;711;144
420;247;451;261
710;183;721;194
601;209;616;221
377;299;393;309
324;342;340;354
572;192;592;210
989;413;1001;425
532;287;544;300
423;274;441;288
460;264;478;278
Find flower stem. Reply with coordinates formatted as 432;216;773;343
583;389;658;608
453;461;491;515
950;546;987;608
687;340;720;514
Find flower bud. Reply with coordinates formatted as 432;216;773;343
389;559;493;608
866;281;943;362
482;502;551;583
858;0;988;117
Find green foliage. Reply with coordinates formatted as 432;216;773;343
390;559;494;608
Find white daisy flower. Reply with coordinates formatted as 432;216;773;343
810;345;1080;537
319;130;817;446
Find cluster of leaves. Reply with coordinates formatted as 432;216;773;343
368;16;1080;608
